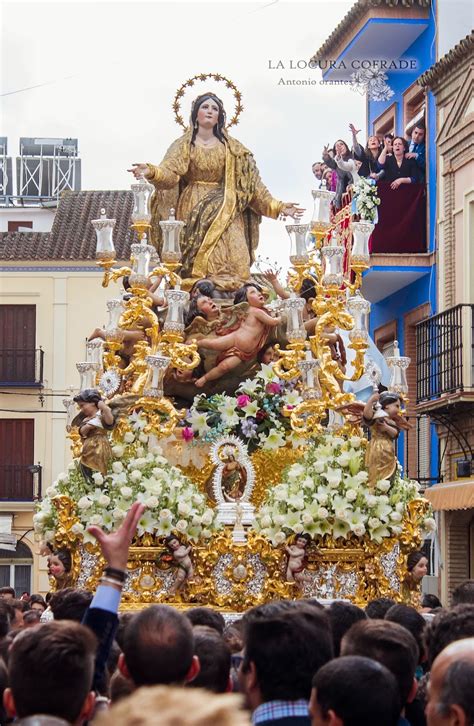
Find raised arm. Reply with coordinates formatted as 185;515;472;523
263;270;290;300
253;308;281;327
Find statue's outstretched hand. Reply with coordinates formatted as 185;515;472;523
127;163;151;180
88;501;145;571
280;204;305;221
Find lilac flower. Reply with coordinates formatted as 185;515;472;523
241;418;258;438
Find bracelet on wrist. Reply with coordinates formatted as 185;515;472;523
100;576;124;589
104;567;127;582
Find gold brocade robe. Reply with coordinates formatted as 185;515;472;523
80;427;113;476
147;130;284;291
365;423;397;489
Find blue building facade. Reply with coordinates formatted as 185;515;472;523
311;0;439;483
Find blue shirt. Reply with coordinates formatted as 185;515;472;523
253;700;310;724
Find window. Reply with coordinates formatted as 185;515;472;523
7;221;33;232
0;419;35;500
373;103;397;138
0;542;33;596
0;304;39;385
404;83;426;134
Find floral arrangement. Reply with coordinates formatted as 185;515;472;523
182;365;305;453
353;177;381;223
34;413;220;545
255;433;436;545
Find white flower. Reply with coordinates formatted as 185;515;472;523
302;513;313;525
376;479;391;492
45;486;58;497
159;508;173;521
324;468;342;488
92;472;104;485
366;494;377;507
57;473;68;483
139;433;148;443
368;517;382;529
124;432;135;443
423;517;437;532
112;444;124;457
349;436;362;448
390;511;402;523
77;496;93;510
201;509;214;526
288;464;305;480
274;531;286;545
243;400;259;418
352;524;366;537
112;462;124;474
68;462;76;472
137;510;156;536
201;528;213;539
130;470;142;482
189;410;211;436
178;501;191;516
283;390;302;407
89;514;104;526
346;489;357;502
313;461;327;474
260;514;272;528
257;363;277;383
112;508;127;521
176;519;188;533
120;486;133;499
391;525;403;536
98;494;111;507
260;429;286;450
145;496;159;509
71;522;85;535
239;378;260;395
317;507;329;519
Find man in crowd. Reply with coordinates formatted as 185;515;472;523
312;161;325;189
406;121;426;177
425;638;474;726
118;604;200;688
452;580;474;605
0;587;15;601
239;603;333;725
309;655;401;726
341;619;418;726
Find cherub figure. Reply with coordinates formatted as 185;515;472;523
362;391;410;489
72;389;114;479
285;534;312;585
47;548;74;590
195;284;281;387
165;534;194;595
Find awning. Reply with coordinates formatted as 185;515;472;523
424;479;474;511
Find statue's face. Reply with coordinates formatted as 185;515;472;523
197;295;218;319
48;555;65;578
246;286;265;308
196;99;220;128
78;400;98;417
411;557;428;581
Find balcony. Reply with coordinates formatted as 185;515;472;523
0;348;44;387
369;182;426;255
0;464;42;501
416;304;474;407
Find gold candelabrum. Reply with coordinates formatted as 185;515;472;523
275;187;375;437
89;194;200;438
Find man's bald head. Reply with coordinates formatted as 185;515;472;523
426;638;474;726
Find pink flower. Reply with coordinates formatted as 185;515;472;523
236;394;251;408
266;382;281;395
181;427;194;442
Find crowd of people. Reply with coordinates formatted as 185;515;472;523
312;120;426;210
0;504;472;725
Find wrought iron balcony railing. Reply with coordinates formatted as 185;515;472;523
0;464;42;500
0;348;44;387
416;304;474;404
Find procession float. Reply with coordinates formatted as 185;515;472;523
33;74;434;612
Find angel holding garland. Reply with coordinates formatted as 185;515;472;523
129;77;303;292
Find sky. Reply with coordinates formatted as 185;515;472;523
1;0;365;268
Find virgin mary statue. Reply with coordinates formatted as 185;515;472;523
129;93;302;292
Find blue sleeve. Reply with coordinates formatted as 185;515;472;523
90;585;121;614
416;144;425;169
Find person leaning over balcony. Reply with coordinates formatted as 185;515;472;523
322;140;353;210
377;136;422;189
406;121;426;179
349;123;385;180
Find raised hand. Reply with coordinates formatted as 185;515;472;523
127;163;151;180
88;501;145;571
349;123;361;135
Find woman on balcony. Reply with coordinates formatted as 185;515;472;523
349;123;384;179
322;140;353;210
377;136;422;189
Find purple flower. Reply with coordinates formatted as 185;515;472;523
181;427;194;442
266;382;282;395
241;418;258;438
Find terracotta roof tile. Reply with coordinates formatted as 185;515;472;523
418;31;474;88
0;190;139;261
